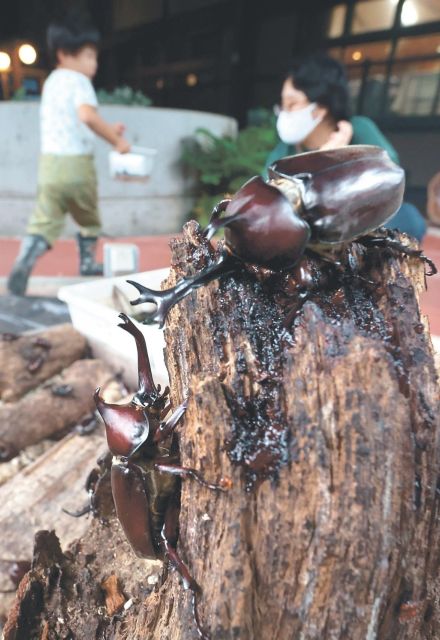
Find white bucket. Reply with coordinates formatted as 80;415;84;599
109;146;157;182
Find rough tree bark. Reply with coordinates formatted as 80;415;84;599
137;224;440;640
4;222;440;640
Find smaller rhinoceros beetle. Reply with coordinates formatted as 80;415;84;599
93;313;230;639
127;145;435;327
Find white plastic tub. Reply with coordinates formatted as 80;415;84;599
109;146;157;181
58;268;169;390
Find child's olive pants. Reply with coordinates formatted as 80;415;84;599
27;154;101;246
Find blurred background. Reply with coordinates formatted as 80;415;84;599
1;0;440;212
0;0;439;330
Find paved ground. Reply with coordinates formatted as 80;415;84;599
0;295;71;332
0;234;176;297
0;230;439;337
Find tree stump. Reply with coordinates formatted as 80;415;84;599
4;222;440;640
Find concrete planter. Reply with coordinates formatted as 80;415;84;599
0;103;237;237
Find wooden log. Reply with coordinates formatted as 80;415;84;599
0;324;87;403
0;359;114;458
3;222;440;640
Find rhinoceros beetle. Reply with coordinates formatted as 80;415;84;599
127;145;436;327
93;313;230;639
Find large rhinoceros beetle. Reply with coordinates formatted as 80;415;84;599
127;145;435;327
94;313;229;639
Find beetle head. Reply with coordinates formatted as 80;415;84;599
95;389;150;457
220;176;311;270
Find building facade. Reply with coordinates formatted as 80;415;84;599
2;0;440;206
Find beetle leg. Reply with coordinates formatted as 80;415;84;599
155;463;232;492
161;503;211;640
62;504;92;518
306;246;343;268
160;402;172;419
154;398;188;443
283;289;311;328
127;251;242;328
358;232;437;276
203;198;232;240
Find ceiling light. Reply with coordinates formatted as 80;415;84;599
0;51;11;71
186;73;198;87
18;44;37;65
401;1;418;26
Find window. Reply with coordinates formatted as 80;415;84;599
325;1;440;119
395;33;440;59
352;0;396;34
113;0;162;30
346;63;388;117
400;0;440;27
342;41;392;64
327;4;346;38
390;59;440;115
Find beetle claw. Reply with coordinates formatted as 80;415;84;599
126;280;160;305
127;252;241;327
126;280;177;327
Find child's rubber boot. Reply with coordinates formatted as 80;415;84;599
77;233;103;276
7;234;50;296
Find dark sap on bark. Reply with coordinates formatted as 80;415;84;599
205;239;431;490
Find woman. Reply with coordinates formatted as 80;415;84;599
267;52;426;241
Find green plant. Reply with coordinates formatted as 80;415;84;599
181;114;277;226
96;85;152;106
11;87;31;101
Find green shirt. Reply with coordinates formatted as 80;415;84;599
265;115;399;173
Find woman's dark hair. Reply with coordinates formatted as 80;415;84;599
47;9;100;65
285;52;351;121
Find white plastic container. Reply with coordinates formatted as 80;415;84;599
58;268;169;390
109;146;157;181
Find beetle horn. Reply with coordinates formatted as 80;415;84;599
127;281;183;328
204;197;243;241
94;388;150;457
117;313;159;403
127;251;241;327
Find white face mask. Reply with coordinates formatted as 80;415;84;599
276;103;323;145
